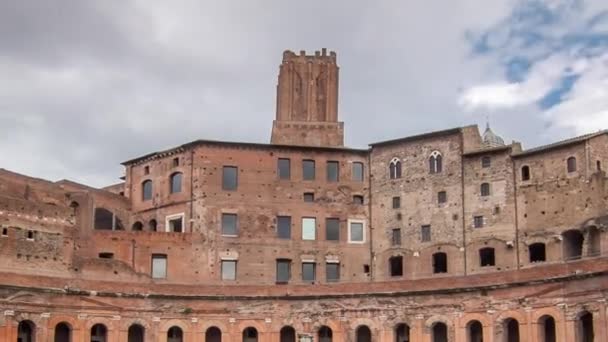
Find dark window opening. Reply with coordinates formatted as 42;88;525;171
467;321;483;342
562;229;584;260
438;191;447;205
479;247;495;267
280;326;296;342
352;162;364;181
597;160;602;171
26;230;34;240
149;219;157;232
539;315;556;342
242;328;258;342
567;156;577;173
326;262;340;282
529;243;546;262
390;159;402;179
278;158;291;180
172;157;179;167
327;161;339;182
142;180;153;201
303;192;315;202
353;195;364;205
170;172;183;193
429;153;442;174
144;166;150;175
94;208;123;230
222;166;238;190
392;196;401;209
276;259;291;283
2;228;7;236
389;256;403;277
132;221;143;231
302;262;316;282
579;311;594;342
128;324;145;342
167;216;183;233
474;216;484;228
326;218;340;241
277;216;291;239
54;322;72;342
18;320;35;342
432;322;448;342
356;326;372;342
303;160;316;180
587;226;601;257
481;156;491;168
521;166;530;181
421;225;431;242
168;326;183;342
319;326;333;342
363;264;370;273
91;323;107;342
480;183;490;197
392;228;402;246
433;252;448;273
504;318;519;342
222;213;238;236
98;252;114;259
395;323;410;342
205;327;222;342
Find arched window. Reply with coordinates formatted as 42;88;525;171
529;243;546;263
479;247;495;267
389;255;403;276
280;326;296;342
142;180;153;201
319;326;333;342
429;151;442;174
467;320;483;342
170;172;183;193
149;219;158;232
578;311;594;342
433;252;448;273
242;327;258;342
54;322;72;342
94;208;115;230
503;318;519;342
168;326;183;342
132;221;143;231
128;324;145;342
356;325;372;342
90;324;107;342
480;183;490;197
538;315;556;342
567;157;577;173
206;327;222;342
521;166;530;181
18;320;35;342
395;323;410;342
432;322;448;342
390;158;402;179
562;230;584;260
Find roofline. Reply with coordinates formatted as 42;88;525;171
462;145;512;156
512;130;608;158
121;139;369;166
368;126;469;148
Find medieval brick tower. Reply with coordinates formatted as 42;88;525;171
270;49;344;147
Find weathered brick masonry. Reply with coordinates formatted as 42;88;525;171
1;51;607;342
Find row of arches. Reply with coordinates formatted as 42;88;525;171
141;172;183;201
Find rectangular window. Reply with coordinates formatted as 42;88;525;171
151;254;167;279
481;156;491;168
352;162;364;181
222;213;238;236
348;220;365;243
173;157;180;167
326;262;340;282
474;216;484;228
392;196;401;209
166;214;184;233
276;259;291;283
277;216;291;239
98;252;114;259
302;217;316;240
327;161;339;182
222;166;238;190
278;158;291;180
421;225;431;242
303;192;315;202
326;218;340;241
302;262;316;282
221;260;237;280
438;191;447;205
353;195;364;205
392;228;401;246
302;160;315;180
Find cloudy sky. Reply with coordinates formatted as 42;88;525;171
1;0;607;187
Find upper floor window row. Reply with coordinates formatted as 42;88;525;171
390;151;443;179
279;158;364;182
141;172;183;201
520;157;577;182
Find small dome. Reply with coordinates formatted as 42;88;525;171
483;123;505;147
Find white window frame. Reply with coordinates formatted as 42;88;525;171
151;254;167;279
347;219;366;244
165;213;185;233
302;217;316;241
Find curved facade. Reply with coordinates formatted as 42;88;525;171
1;50;608;342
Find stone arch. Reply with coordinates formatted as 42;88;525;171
17;319;36;342
394;322;411;342
205;326;222;342
354;325;372;342
574;310;595;342
119;319;151;332
200;321;229;335
459;313;492;328
235;320;267;334
533;308;562;342
311;320;342;335
127;323;146;342
280;325;297;342
48;315;81;332
159;319;190;334
269;319;305;335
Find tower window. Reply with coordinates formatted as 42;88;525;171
303;192;315;202
429;151;442;174
277;216;291;239
567;156;577;173
222;166;238;190
276;259;291;283
389;158;402;179
221;213;238;236
142;180;153;201
327;161;339;182
521;165;530;181
480;183;491;197
479;247;495;267
172;157;179;167
170;172;182;193
326;218;340;241
303;160;316;180
302;217;316;240
302;262;316;282
278;158;291;180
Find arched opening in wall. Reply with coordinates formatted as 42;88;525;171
318;326;333;342
502;318;519;342
90;324;107;342
149;219;158;232
586;227;601;257
529;243;546;263
356;325;372;342
54;322;71;342
170;172;183;194
389;158;402;179
142;180;153;201
577;311;594;342
429;151;442;174
395;323;410;342
132;221;143;231
562;230;584;260
431;322;448;342
206;327;222;342
521;166;530;181
389;256;403;277
567;157;577;172
433;252;448;273
467;320;483;342
242;327;258;342
167;326;183;342
18;320;35;342
127;324;144;342
538;315;556;342
280;326;296;342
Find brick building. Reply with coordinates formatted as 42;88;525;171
1;50;607;342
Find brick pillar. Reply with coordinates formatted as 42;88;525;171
597;304;608;342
